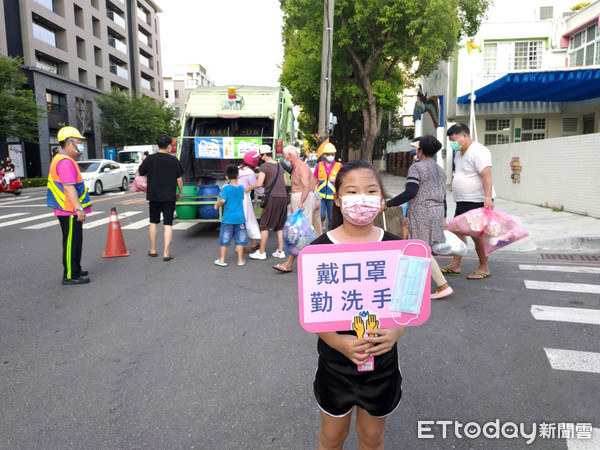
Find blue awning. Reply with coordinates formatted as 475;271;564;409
457;69;600;104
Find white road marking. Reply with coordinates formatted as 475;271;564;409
524;280;600;295
567;428;600;449
520;264;600;274
544;348;600;374
121;218;149;230
0;196;32;204
83;211;143;229
531;305;600;326
172;221;199;230
0;212;28;220
0;212;55;228
22;212;102;229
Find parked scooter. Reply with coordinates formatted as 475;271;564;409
0;175;22;196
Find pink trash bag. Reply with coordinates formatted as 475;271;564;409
446;207;488;238
481;208;529;256
130;174;147;193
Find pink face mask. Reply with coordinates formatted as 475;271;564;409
339;194;382;226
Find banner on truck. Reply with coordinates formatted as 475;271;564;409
194;137;262;159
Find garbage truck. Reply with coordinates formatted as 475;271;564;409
175;85;295;222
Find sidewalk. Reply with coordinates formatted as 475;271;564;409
381;173;600;254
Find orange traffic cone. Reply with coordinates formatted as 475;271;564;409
102;207;130;258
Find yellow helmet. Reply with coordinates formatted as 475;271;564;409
323;143;336;154
58;126;86;142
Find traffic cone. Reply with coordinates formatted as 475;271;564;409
102;207;130;258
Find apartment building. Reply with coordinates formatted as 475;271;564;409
163;64;214;125
0;0;163;177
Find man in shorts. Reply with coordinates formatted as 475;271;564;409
444;123;495;280
138;133;183;261
273;144;314;273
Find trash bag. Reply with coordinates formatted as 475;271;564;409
432;230;468;256
130;174;147;193
446;207;488;238
283;209;316;256
481;208;529;256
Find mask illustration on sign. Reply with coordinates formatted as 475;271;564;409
339;194;381;226
390;242;430;325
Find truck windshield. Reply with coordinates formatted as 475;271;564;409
117;153;141;164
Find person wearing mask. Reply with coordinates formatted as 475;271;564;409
245;145;287;260
46;127;92;285
443;123;495;280
273;145;314;273
386;135;453;299
314;143;343;231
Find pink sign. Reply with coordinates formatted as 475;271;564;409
297;239;432;333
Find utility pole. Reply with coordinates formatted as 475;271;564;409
317;0;334;157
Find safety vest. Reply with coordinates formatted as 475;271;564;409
47;153;91;212
317;161;342;200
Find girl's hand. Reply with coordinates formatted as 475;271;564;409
363;327;405;357
337;335;373;365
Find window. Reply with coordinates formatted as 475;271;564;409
46;90;66;113
174;90;179;98
34;0;53;11
484;119;511;145
521;118;546;141
562;117;578;135
165;90;169;98
583;113;595;134
540;6;553;20
568;24;600;66
33;22;56;47
483;41;542;73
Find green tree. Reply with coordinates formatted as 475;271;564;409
97;89;179;147
0;55;45;142
280;0;490;162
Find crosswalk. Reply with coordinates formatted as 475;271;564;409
523;263;600;448
0;210;201;231
522;263;600;377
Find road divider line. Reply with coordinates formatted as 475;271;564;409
544;348;600;374
0;196;34;205
524;280;600;295
121;218;149;230
84;210;143;229
531;305;600;326
22;212;102;229
0;212;55;228
119;198;147;205
567;428;600;449
172;222;199;230
520;264;600;274
0;212;28;220
90;192;141;204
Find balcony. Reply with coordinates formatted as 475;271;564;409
108;38;127;54
33;0;53;11
106;11;125;29
185;79;199;89
138;31;150;47
137;8;149;25
139;53;152;69
140;78;153;91
110;64;129;80
36;60;58;74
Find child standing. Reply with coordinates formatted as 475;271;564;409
214;165;247;267
308;160;405;449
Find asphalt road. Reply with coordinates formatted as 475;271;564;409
1;189;598;449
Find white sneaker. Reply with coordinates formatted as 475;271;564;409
249;250;267;260
272;250;286;258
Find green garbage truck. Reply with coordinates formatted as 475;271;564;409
175;85;295;222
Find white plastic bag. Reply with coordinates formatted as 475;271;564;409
432;230;468;257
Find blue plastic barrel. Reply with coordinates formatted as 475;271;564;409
198;185;220;219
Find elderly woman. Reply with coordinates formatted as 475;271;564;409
386;135;453;300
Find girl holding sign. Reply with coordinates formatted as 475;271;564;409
308;160;405;450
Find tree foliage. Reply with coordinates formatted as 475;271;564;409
0;55;46;142
97;89;179;147
280;0;490;162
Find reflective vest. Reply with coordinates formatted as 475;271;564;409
47;153;91;212
317;161;342;200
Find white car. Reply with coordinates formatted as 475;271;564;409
77;159;129;195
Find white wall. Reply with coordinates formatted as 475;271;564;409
489;133;600;218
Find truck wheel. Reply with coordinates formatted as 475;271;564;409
94;181;103;195
120;177;128;191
